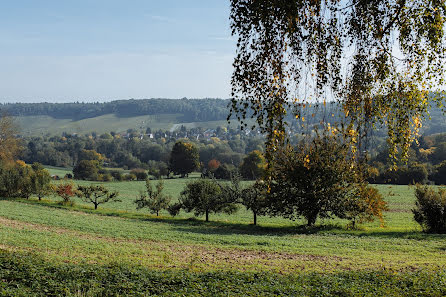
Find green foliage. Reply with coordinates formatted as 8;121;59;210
239;150;266;180
240;181;268;226
30;163;52;200
376;163;429;185
76;185;120;210
78;149;104;163
267;136;387;226
130;168;148;181
134;179;171;216
73;160;100;180
169;141;199;177
0;161;37;199
413;185;446;233
429;161;446;185
172;178;237;221
3;250;446;297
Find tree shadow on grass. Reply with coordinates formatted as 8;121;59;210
4;197;446;240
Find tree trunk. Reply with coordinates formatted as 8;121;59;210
157;210;159;216
253;211;257;225
205;210;209;222
307;214;317;227
94;204;98;210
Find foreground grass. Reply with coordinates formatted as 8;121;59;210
2;182;446;295
2;249;446;297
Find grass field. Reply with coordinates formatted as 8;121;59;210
1;172;446;296
15;114;248;136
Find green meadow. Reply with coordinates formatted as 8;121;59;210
1;169;446;296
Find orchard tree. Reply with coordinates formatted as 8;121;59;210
267;134;387;226
170;179;237;222
169;141;199;177
134;179;171;216
76;185;120;210
55;183;76;204
30;163;52;201
240;181;268;226
229;0;446;162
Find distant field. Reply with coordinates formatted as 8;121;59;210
1;175;446;295
15;114;246;136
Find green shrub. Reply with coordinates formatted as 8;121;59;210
413;185;446;233
130;168;148;181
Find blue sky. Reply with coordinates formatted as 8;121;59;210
0;0;235;102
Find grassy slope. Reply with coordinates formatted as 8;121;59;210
15;114;246;136
1;179;446;295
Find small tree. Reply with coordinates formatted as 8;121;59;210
76;185;120;210
240;181;268;226
30;163;52;201
55;183;76;204
413;185;446;233
171;178;236;222
134;179;171;216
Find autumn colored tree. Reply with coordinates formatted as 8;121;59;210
169;141;199;177
230;0;446;163
55;183;76;204
134;179;171;216
76;185;120;210
207;159;221;171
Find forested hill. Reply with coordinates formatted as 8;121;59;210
0;98;231;122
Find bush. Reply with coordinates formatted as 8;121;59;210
413;185;446;233
110;170;124;181
429;161;446;185
130;169;148;181
124;173;137;181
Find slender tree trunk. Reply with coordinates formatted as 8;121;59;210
157;210;159;216
206;210;209;222
94;203;98;210
253;211;257;225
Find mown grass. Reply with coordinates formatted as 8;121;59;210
2;249;446;297
1;177;446;295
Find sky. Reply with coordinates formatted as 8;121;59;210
0;0;235;103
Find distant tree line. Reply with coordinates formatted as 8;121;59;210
0;98;231;122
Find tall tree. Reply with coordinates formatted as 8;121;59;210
169;141;199;177
230;0;446;162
